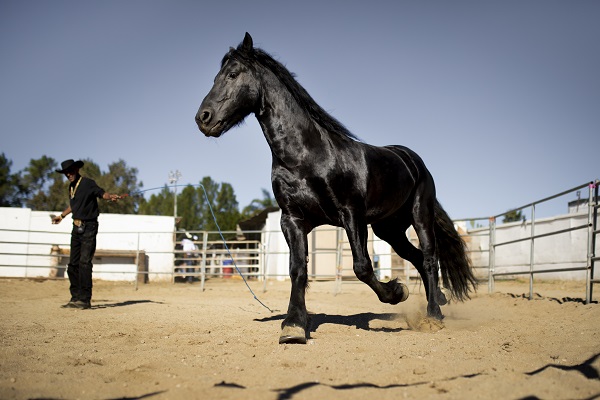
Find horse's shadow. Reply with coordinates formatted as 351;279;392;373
255;312;404;334
92;300;164;309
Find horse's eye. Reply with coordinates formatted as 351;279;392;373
228;72;238;79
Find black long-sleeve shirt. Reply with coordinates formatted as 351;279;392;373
69;176;105;221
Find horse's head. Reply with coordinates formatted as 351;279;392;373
196;33;261;137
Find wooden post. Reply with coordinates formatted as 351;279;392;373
136;250;148;284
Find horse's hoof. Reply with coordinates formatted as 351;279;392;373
427;301;444;320
384;279;410;304
436;287;450;306
279;325;307;344
427;308;444;321
406;312;445;332
399;282;409;302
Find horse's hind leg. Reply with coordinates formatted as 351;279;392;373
372;218;426;288
342;211;409;305
372;218;447;306
411;185;444;319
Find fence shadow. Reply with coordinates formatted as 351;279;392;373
271;372;482;400
504;292;592;304
526;353;600;380
105;390;167;400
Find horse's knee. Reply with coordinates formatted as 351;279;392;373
289;255;308;281
289;265;306;279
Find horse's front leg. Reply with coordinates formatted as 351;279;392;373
279;214;310;344
344;212;409;305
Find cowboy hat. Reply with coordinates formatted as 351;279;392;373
55;159;84;173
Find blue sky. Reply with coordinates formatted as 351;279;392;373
1;0;598;221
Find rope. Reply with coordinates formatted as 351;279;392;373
130;184;273;312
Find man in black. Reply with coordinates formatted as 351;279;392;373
52;159;122;309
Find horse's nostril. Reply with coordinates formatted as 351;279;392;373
200;110;211;124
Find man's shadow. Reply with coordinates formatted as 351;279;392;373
92;300;164;309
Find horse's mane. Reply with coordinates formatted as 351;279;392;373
223;42;360;142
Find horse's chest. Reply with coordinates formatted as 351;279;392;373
272;165;361;221
273;171;326;202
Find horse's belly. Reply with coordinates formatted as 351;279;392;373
365;184;414;223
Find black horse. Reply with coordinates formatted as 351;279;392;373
196;33;477;344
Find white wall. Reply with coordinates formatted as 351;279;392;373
467;212;591;280
261;210;393;280
0;207;175;281
260;210;591;282
261;211;288;280
3;206;589;283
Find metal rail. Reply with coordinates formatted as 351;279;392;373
485;180;598;303
0;179;597;302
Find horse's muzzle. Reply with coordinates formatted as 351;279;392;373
195;112;223;137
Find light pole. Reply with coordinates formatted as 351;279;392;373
168;170;182;220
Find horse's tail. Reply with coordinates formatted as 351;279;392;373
434;200;478;301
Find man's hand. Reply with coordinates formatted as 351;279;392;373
104;193;125;202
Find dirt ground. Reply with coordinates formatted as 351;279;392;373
0;276;599;400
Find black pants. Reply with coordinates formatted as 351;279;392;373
67;220;98;302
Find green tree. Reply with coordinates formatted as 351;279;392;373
12;156;143;212
43;175;70;211
46;158;144;214
0;153;21;207
241;188;278;219
194;177;240;233
177;185;202;231
138;177;241;234
503;209;525;223
177;177;240;233
193;177;220;231
210;181;240;232
89;159;143;214
137;185;173;216
19;156;60;210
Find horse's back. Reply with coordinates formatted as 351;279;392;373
365;143;431;188
362;143;435;222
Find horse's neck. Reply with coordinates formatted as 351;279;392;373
256;80;324;167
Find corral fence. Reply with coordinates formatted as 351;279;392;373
155;179;600;302
171;225;417;294
453;179;598;303
0;180;597;302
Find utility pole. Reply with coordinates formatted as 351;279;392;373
168;170;182;221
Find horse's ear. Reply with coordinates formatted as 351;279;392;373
242;32;253;51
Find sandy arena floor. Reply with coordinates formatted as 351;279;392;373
0;277;599;400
